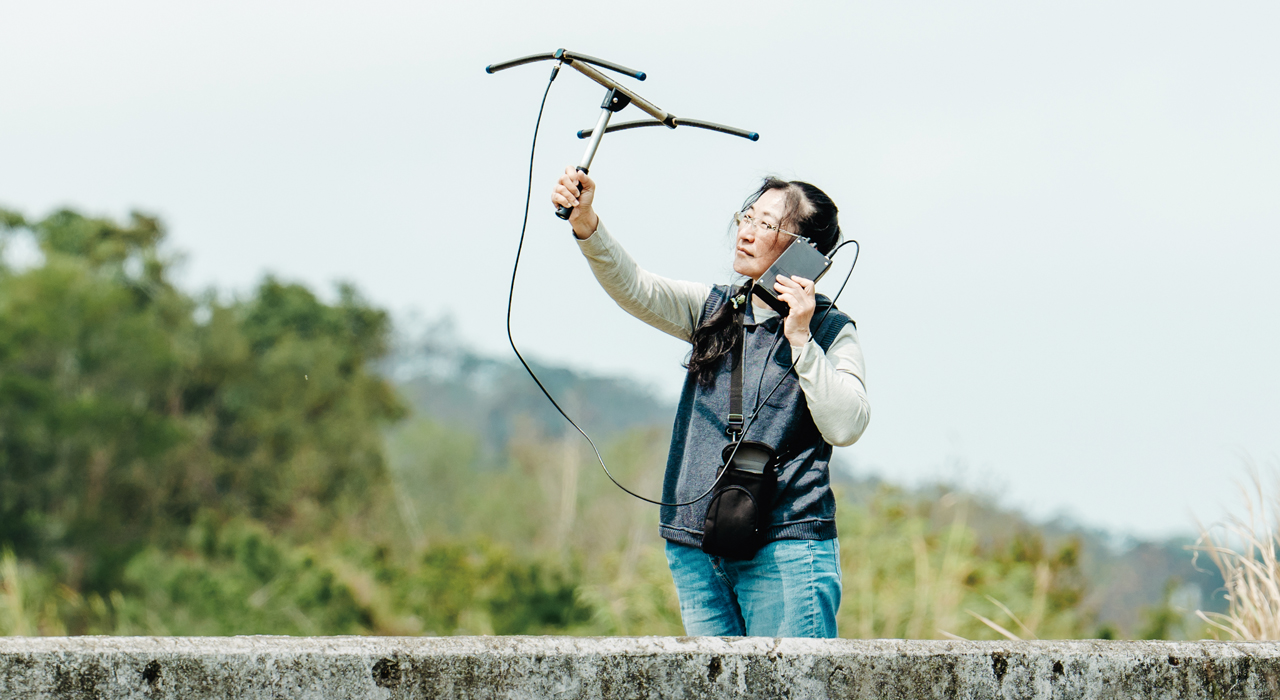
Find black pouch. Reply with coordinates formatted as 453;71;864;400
701;441;776;561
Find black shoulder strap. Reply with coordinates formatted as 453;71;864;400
727;335;743;438
726;285;746;438
697;284;747;438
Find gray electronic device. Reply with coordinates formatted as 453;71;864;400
751;239;833;316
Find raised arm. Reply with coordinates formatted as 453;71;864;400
552;167;710;342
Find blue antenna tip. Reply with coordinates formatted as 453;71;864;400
748;132;760;142
636;72;647;81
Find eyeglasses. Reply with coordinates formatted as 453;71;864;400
734;211;808;243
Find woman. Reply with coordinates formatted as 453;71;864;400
551;167;870;638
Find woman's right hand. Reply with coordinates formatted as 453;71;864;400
552;166;599;240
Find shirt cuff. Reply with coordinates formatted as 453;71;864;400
573;219;602;243
790;336;820;375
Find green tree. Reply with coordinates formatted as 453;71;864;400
0;209;194;587
0;207;403;597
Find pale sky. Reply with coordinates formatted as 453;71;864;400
3;1;1278;538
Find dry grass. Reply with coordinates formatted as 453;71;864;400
838;486;1083;641
1190;467;1280;640
1;548;32;636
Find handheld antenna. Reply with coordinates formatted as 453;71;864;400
486;48;759;219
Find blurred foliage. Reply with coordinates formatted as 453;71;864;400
0;207;402;593
836;484;1087;640
0;205;1212;640
0;206;642;637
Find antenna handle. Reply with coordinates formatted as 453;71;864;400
555;166;589;221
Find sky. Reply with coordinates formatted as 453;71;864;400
2;1;1278;538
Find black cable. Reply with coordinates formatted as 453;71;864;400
505;63;683;506
751;240;861;414
723;239;861;487
506;64;860;507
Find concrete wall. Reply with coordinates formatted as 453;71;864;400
2;636;1279;699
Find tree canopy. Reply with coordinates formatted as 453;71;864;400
0;207;403;593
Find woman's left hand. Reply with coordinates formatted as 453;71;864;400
774;274;816;347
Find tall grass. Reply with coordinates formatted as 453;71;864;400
835;484;1087;640
1191;467;1280;640
1;422;1091;638
1;549;31;636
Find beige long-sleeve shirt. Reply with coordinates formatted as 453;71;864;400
576;221;870;447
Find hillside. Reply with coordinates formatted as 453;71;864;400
385;326;1225;639
0;205;1225;639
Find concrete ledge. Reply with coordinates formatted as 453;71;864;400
2;636;1279;699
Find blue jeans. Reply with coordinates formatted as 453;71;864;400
664;538;841;638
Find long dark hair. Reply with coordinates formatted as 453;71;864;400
684;178;841;386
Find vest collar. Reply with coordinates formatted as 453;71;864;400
746;297;780;328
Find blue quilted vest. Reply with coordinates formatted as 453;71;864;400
659;284;855;548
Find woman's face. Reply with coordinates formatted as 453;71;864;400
732;188;795;280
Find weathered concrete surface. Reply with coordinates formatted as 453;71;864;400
2;636;1279;699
